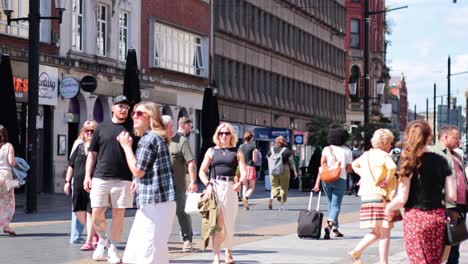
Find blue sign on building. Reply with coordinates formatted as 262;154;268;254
254;128;291;143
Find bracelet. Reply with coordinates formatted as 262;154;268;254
65;180;70;183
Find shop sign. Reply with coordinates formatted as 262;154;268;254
294;135;304;145
13;77;28;101
38;65;58;106
80;76;97;92
271;128;290;143
60;77;80;99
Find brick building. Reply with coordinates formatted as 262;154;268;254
389;76;408;131
345;0;388;127
139;0;210;163
1;0;68;193
212;0;346;150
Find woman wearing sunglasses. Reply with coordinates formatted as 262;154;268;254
199;122;247;264
117;101;176;264
64;120;97;251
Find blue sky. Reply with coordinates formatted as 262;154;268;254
386;0;468;112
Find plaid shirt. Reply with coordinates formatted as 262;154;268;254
135;131;175;207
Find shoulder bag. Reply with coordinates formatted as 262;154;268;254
445;208;468;246
319;146;341;184
367;152;402;223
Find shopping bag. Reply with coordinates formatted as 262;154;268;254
185;192;202;214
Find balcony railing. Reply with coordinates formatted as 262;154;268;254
349;102;363;111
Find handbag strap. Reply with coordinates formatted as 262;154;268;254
367;151;378;184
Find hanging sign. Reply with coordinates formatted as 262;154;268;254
60;77;80;99
38;65;58;105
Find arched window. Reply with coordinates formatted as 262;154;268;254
93;97;104;123
177;107;189;122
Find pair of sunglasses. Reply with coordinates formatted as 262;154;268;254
85;130;94;133
131;111;147;118
219;132;231;136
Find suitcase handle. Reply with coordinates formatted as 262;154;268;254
308;191;321;211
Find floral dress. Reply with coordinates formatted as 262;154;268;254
0;144;15;228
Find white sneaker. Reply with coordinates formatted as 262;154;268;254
92;239;108;261
182;241;193;252
107;244;121;264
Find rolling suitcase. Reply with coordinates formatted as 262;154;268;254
297;191;323;239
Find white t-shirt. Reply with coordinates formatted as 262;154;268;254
321;145;353;180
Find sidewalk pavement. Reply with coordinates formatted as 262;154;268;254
173;221;468;264
5;190;468;264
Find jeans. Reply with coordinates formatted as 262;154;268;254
175;190;193;242
321;178;346;228
69;179;84;244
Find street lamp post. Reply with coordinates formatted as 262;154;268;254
363;3;408;126
0;0;66;213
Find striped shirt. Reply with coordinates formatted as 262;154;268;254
135;130;175;207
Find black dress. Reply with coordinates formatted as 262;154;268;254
68;143;92;213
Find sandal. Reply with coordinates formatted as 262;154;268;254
80;242;94;251
332;229;344;237
348;250;362;264
225;250;234;264
3;228;16;237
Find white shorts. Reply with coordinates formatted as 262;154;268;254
90;178;134;208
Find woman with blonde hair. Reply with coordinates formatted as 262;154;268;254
385;120;457;264
117;101;176;264
64;120;97;250
349;128;397;263
267;135;298;211
199;122;247;264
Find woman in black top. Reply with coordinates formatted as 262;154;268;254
199;122;247;264
64;120;97;251
385;120;457;264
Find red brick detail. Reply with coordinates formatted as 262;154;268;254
0;35;58;55
140;0;210;85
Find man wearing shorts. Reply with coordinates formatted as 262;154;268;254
84;95;134;263
169;117;198;252
239;131;258;210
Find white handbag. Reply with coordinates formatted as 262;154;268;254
184;192;202;215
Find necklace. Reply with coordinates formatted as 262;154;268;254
221;148;227;155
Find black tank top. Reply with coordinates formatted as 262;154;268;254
211;147;238;177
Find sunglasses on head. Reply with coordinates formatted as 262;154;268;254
219;131;231;136
131;110;147;118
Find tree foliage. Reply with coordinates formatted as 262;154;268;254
349;122;400;150
306;116;344;148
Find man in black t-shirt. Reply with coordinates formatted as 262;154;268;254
83;95;134;264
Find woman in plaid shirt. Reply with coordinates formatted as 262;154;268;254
117;101;176;264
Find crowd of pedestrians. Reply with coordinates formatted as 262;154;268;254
1;93;467;264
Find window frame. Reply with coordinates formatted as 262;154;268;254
71;0;84;51
96;3;108;57
0;0;29;38
118;10;129;61
350;18;360;49
152;22;207;77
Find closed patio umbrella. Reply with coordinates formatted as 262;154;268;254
199;85;220;168
123;49;141;124
0;54;20;152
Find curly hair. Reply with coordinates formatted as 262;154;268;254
327;128;349;146
398;120;432;179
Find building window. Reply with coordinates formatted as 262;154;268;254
153;22;206;77
96;3;108;56
119;11;128;60
71;0;83;51
0;0;29;38
350;19;360;48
